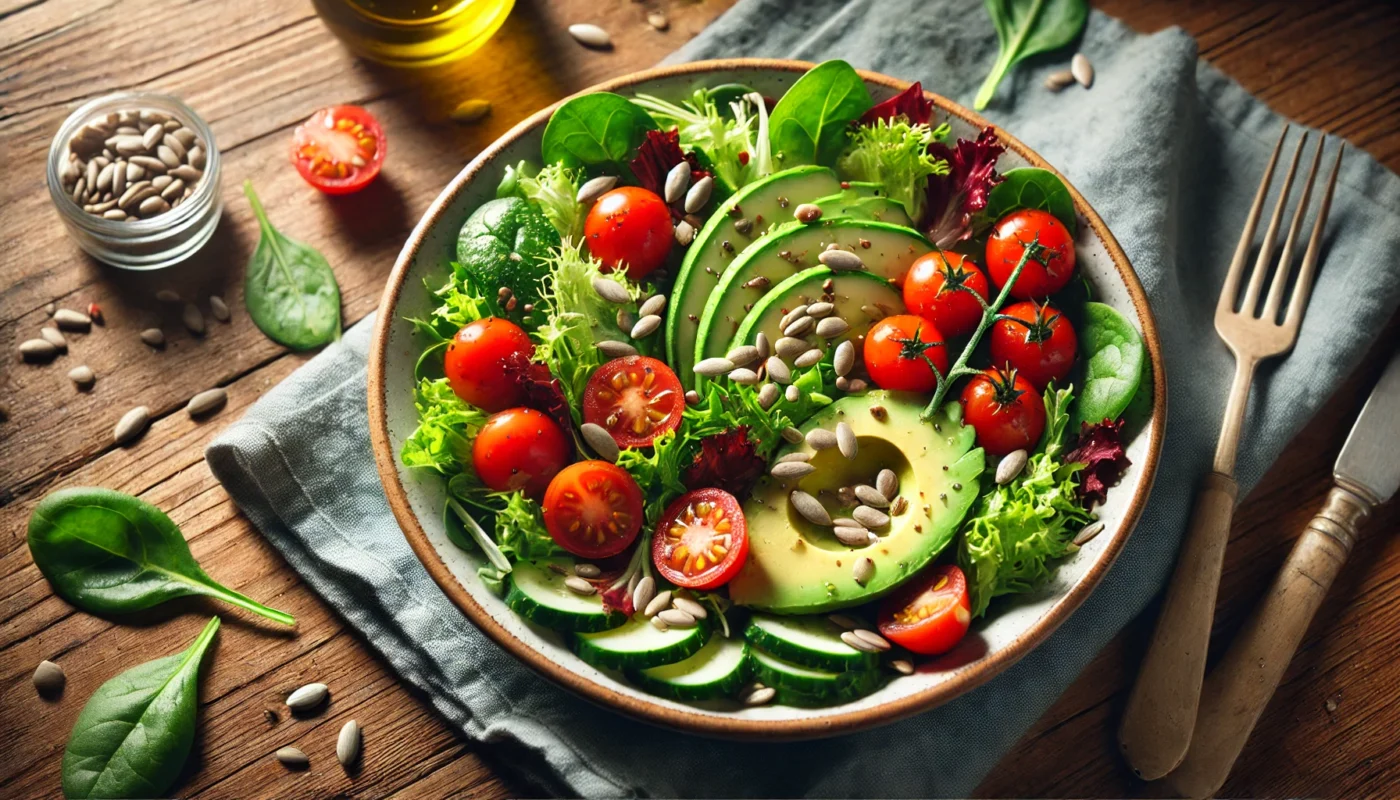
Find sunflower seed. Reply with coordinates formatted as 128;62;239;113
156;144;181;169
684;176;713;213
853;557;875;586
130;155;168;174
783;316;814;338
794;203;822;223
806;428;837;450
138;195;171;215
568;22;612;47
53;308;92;331
172;127;197;147
663;162;691;204
119;183;156;210
790;490;831;526
744;382;773;410
785;384;801;403
1044;69;1076;91
574;563;602;579
854;485;888;508
771;461;815;480
995;449;1029;484
777;452;812;464
445;97;492;125
286;682;330;711
644;590;672;617
834;526;871;547
724;345;759;367
33;660;65;695
836;376;850;391
68;365;96;388
836;422;857;459
637;295;666;319
336;720;361;767
632;576;656;612
728;368;760;385
591;276;630;304
778;305;809;330
695;357;736;376
846;378;868;392
38;327;67;352
177;302;204;335
132;331;164;352
1071;53;1094;87
814;317;850;339
186;388;227;417
794;348;823;368
630;314;662;339
852;628;891;651
840;630;878;652
853;506;890;529
113;135;146;156
684;389;701;406
888;658;915;675
672;595;708;619
580;422;619;462
818;249;864;272
755;331;771;359
160;133;187;161
782;426;804;443
1074;520;1106;546
140;124;164;150
674;219;696;246
831;517;859;528
861;304;889;322
276;746;309;769
188;146;206;170
596;339;637;358
95;161;115;192
171;164;202;182
742;686;776;706
658;608;697;627
765;356;792;385
577;174;618;204
161;179;185;201
877;469;899;499
650;615;670;631
112;406;151;444
647;10;669;30
891;495;909;515
775;336;808;360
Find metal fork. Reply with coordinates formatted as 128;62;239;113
1119;126;1344;781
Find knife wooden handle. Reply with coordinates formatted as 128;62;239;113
1119;471;1239;780
1166;484;1371;799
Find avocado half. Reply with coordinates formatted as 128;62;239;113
729;391;984;614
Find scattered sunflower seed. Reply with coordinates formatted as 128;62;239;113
581;422;620;462
68;365;96;389
33;660;65;695
840;630;878;652
45;302;56;316
806;428;837;450
777;451;812;464
564;576;596;595
806;302;834;318
1071;53;1094;87
336;720;361;768
725;345;760;367
834;526;871;547
891;658;915;675
828;613;863;630
779;305;809;329
771;461;816;480
449;98;492;124
40;327;68;351
657;608;697;627
140;328;166;348
637;294;667;318
1044;69;1076;91
695;357;736;376
996;449;1029;485
757;382;780;410
645;590;672;617
684;176;714;213
208;295;231;322
754;332;771;359
790;490;832;526
630;314;662;339
814;317;850;339
664;162;691;204
632;576;656;612
877;469;899;499
597;339;638;358
181;303;205;335
793;203;822;223
53;308;92;331
187;388;227;417
775;336;808;360
276;746;310;769
575;563;602;578
113;406;151;445
684;389;701;406
577;175;618;204
852;557;875;586
853;506;890;529
1074;520;1106;546
742;685;777;706
783;316;814;338
854;485;889;508
591;276;631;304
836;422;857;459
765;356;792;384
833;340;856;377
818;249;864;272
647;10;669;30
286;682;330;711
673;596;708;619
651;615;670;631
794;348;823;368
674;220;696;246
567;23;612;48
781;426;804;444
785;384;801;403
728;368;760;385
155;289;181;304
852;628;890;651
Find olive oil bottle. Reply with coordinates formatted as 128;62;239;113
313;0;515;68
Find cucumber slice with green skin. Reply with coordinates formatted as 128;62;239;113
695;220;930;370
573;614;710;670
669;166;843;389
748;647;883;700
813;192;914;228
504;560;626;633
629;635;750;701
729;266;906;359
745;614;878;672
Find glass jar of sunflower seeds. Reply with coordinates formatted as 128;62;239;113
47;92;222;270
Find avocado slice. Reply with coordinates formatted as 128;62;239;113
813;188;914;228
728;266;904;364
730;392;984;613
696;221;930;368
669;166;843;387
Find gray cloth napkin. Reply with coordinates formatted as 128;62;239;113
207;2;1400;796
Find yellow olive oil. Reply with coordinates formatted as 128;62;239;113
313;0;514;68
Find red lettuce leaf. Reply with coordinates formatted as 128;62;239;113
502;352;575;451
860;81;934;126
1065;418;1131;508
683;427;767;498
599;581;635;616
630;128;708;209
924;126;1005;247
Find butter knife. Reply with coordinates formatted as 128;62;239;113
1166;348;1400;798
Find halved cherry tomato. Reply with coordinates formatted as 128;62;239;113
582;356;684;449
985;209;1076;299
472;408;571;498
990;301;1078;389
291;105;385;194
652;488;749;590
583;187;673;280
878;565;972;656
542;461;645;559
902;250;990;338
863;314;949;393
443;317;533;412
960;366;1046;455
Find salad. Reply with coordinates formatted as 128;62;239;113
402;61;1146;709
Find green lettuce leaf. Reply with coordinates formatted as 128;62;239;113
518;162;585;241
631;90;771;190
836;118;951;220
493;491;563;562
401;378;489;478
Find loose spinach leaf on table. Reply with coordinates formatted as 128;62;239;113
242;180;342;351
978;167;1077;233
541;92;657;170
974;0;1089;111
62;616;219;800
27;487;295;626
1073;301;1145;429
767;60;873;167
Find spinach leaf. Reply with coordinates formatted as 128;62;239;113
767;60;873;167
242;181;342;351
455;196;560;322
62;616;219;800
1073;302;1145;429
541;92;657;170
27;487;295;626
979;167;1077;233
974;0;1088;110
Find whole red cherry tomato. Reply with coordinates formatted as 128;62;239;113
863;315;949;393
584;187;673;281
985;209;1076;299
902;250;990;338
443;317;533;412
471;408;571;498
959;366;1046;455
989;301;1078;389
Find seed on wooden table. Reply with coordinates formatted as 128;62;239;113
156;288;181;303
591;276;630;304
815;317;850;339
742;685;776;706
724;345;759;367
793;203;822;223
40;327;68;351
19;339;58;361
657;608;697;627
794;348;823;368
728;367;760;385
877;468;898;499
775;336;807;360
781;426;804;444
783;316;814;338
630;314;662;339
840;630;878;652
694;357;735;377
785;384;801;403
664;162;691;204
45;302;56;316
596;339;637;358
1071;53;1094;87
187;388;227;417
182;302;206;335
647;10;669;30
447;97;492;125
833;526;871;547
770;461;815;480
140;328;166;348
1074;520;1106;546
757;382;780;410
209;295;231;322
806;428;836;450
568;22;612;48
853;506;890;529
765;356;792;384
1044;69;1075;91
632;575;656;612
852;629;891;651
790;490;831;526
564;576;596;595
755;332;771;359
853;556;875;586
68;365;96;389
818;249;864;272
53;308;92;331
577;174;618;204
581;422;620;462
286;682;330;711
336;720;361;768
276;746;309;769
674;220;696;246
854;485;888;508
637;294;666;318
684;176;714;213
33;660;65;695
836;421;857;459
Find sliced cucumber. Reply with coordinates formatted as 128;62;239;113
504;559;626;633
629;635;750;701
669;166;843;388
573;614;709;670
748;647;883;701
730;266;905;359
745;614;878;672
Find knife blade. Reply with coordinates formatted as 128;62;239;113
1334;348;1400;505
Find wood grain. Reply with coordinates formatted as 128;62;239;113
1;0;1397;797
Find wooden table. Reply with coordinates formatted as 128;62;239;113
2;0;1396;797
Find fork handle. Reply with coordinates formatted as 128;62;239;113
1165;484;1370;798
1119;471;1239;780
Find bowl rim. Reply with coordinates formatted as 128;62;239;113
368;57;1167;741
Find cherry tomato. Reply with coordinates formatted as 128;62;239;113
878;565;972;656
902;250;990;338
471;408;571;498
863;314;949;393
542;461;645;559
989;301;1078;389
652;488;749;590
582;356;684;449
985;209;1076;299
443;317;533;412
959;366;1046;455
291;105;385;194
583;187;673;280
